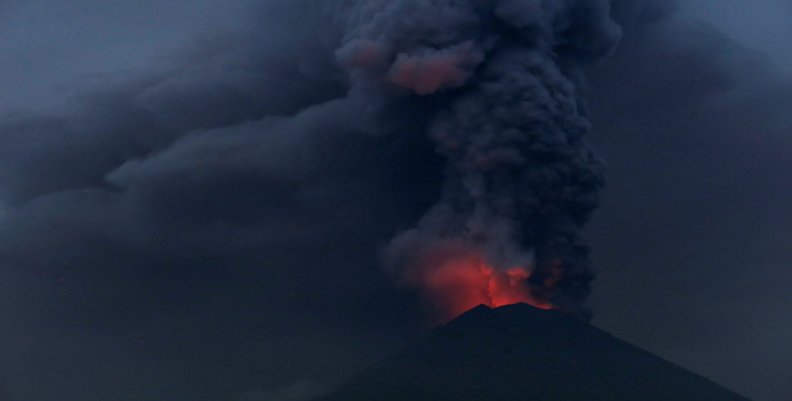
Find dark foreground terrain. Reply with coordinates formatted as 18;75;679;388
318;303;750;401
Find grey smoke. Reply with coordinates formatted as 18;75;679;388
331;0;622;312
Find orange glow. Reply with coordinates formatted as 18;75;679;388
404;246;553;323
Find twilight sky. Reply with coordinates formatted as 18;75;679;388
0;1;790;401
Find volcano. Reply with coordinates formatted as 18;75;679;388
318;303;750;401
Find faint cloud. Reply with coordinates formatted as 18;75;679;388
238;380;326;401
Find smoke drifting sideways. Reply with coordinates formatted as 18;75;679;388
329;0;622;320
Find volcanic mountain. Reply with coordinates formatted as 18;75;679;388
318;303;750;401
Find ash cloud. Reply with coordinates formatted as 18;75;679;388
330;0;622;313
0;2;439;400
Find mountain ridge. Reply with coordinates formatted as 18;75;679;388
318;303;750;401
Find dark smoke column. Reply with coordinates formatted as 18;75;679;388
331;0;622;318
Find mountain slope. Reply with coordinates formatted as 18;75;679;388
319;303;750;401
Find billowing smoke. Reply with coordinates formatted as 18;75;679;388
330;0;622;319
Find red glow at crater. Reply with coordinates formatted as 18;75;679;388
404;247;553;323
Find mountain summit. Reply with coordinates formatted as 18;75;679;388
319;303;750;401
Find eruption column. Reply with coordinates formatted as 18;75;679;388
332;0;622;320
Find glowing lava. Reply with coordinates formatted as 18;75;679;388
404;246;553;323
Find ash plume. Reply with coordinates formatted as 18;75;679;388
331;0;622;315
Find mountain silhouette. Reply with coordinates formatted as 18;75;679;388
318;303;750;401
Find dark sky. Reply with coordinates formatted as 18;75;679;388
0;1;790;401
